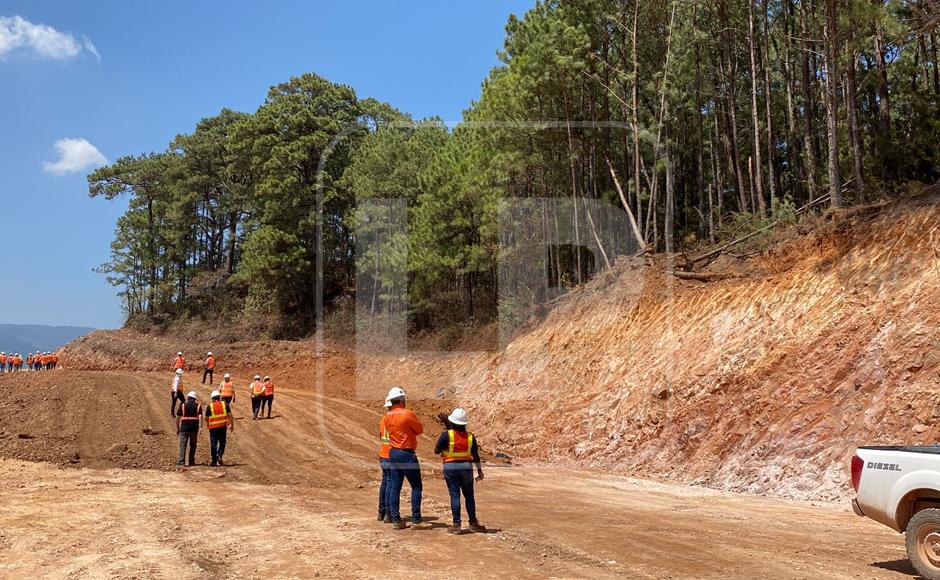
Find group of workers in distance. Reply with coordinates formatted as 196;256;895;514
169;351;275;467
0;351;58;372
378;386;487;534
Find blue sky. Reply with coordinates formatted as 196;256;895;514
0;1;534;328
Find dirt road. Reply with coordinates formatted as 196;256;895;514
0;371;916;578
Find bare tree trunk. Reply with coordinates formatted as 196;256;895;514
845;36;866;198
873;12;892;133
800;0;819;201
762;0;777;210
631;0;644;235
564;95;583;284
225;212;238;274
932;31;940;95
665;135;675;253
748;0;767;216
823;0;843;207
780;0;803;202
694;18;707;239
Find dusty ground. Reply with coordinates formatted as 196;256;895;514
0;370;919;578
60;189;940;503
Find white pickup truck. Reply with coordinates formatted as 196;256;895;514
852;446;940;579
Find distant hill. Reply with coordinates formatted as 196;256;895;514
0;324;95;355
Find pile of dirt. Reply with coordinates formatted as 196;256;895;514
57;187;940;502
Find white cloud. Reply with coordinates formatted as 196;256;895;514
43;138;108;175
0;15;99;61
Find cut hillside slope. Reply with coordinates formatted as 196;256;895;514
454;188;940;501
60;188;940;502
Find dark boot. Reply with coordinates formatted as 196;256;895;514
469;521;486;533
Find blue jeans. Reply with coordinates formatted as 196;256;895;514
443;462;476;525
378;458;391;515
388;448;422;523
209;427;227;465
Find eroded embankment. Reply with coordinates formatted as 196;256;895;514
60;189;940;501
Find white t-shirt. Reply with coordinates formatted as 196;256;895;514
172;375;182;392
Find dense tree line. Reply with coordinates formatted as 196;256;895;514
91;0;940;338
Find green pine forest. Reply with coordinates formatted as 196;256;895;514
90;0;940;339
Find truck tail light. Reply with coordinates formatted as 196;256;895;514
851;454;864;492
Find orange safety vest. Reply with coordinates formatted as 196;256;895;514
206;400;230;429
15;356;22;366
26;355;33;365
0;355;5;364
263;380;274;396
441;429;474;463
205;356;215;370
174;356;185;369
250;380;264;396
52;354;59;363
219;381;235;398
379;415;391;459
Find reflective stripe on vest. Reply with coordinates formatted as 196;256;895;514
220;382;234;397
441;430;474;462
181;403;202;421
206;400;229;429
380;424;390;445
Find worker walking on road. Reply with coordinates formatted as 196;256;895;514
173;351;187;372
249;375;265;420
377;397;393;523
385;386;431;530
176;391;202;467
261;375;274;418
202;352;215;384
170;368;186;417
204;390;234;467
434;408;486;534
219;373;235;411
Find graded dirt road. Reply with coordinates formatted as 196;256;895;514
0;371;917;578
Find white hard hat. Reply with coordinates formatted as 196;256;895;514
187;391;197;399
177;351;183;356
224;373;231;379
448;408;469;425
207;351;212;355
386;386;406;401
176;368;184;375
383;398;393;408
263;375;270;380
211;390;221;398
254;375;261;380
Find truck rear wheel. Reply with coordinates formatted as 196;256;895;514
906;508;940;580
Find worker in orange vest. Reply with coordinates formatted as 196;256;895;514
434;408;486;534
377;397;394;522
14;354;22;371
202;352;215;384
261;375;274;418
249;375;265;420
52;352;59;369
173;352;187;372
218;373;235;411
0;352;6;373
26;353;33;370
384;386;431;530
204;390;234;467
